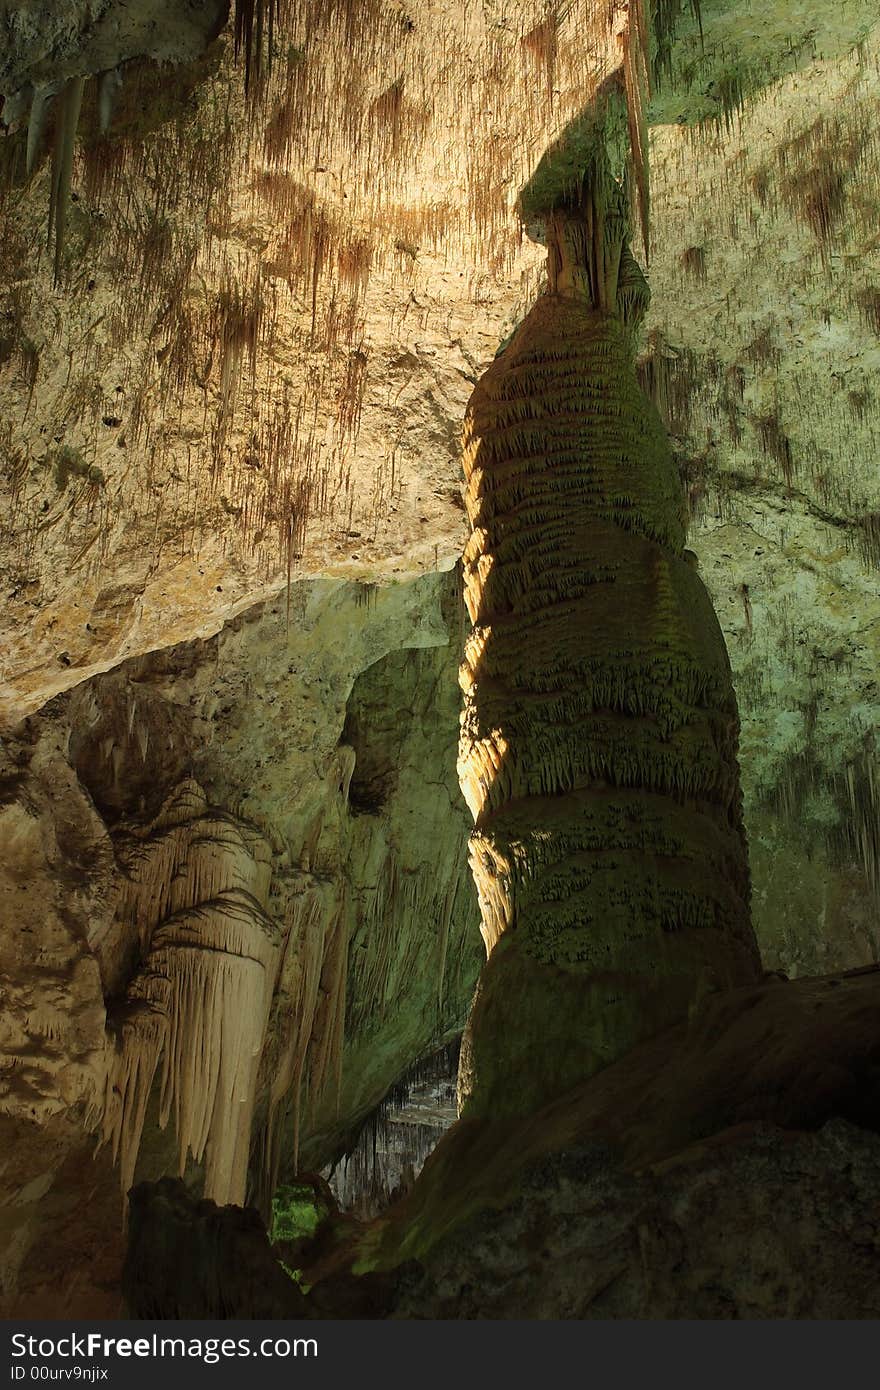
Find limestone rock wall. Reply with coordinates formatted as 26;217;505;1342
392;1121;880;1319
641;1;880;972
2;0;877;974
0;725;111;1126
0;1;229;99
0;567;482;1314
1;0;880;1314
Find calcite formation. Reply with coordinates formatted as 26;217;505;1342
1;0;880;1319
92;779;281;1208
1;2;878;973
457;137;760;1118
0;727;111;1125
0;570;481;1314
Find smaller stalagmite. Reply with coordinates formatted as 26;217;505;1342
457;109;762;1122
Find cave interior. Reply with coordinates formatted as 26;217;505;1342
1;0;879;1321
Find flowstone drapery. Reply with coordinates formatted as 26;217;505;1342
92;781;282;1207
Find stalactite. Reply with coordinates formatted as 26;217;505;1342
842;746;880;910
92;781;281;1209
329;1039;460;1217
97;69;123;135
214;274;263;408
26;84;55;176
256;877;349;1208
48;76;85;286
235;0;281;96
622;0;651;258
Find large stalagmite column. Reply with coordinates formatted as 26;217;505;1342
456;147;762;1122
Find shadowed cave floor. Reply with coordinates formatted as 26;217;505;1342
124;964;880;1319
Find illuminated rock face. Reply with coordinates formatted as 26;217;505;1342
457;222;761;1120
92;779;281;1210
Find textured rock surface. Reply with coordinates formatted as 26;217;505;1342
0;0;623;721
0;1;229;99
457;267;760;1119
0;723;111;1124
353;964;880;1273
392;1121;880;1318
123;1122;880;1319
0;567;482;1314
2;0;880;1319
1;0;877;966
329;1045;459;1217
121;965;880;1319
124;1176;309;1320
0;723;121;1317
642;0;880;970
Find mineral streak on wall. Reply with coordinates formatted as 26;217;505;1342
457;209;762;1120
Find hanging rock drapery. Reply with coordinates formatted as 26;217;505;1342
93;781;281;1208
